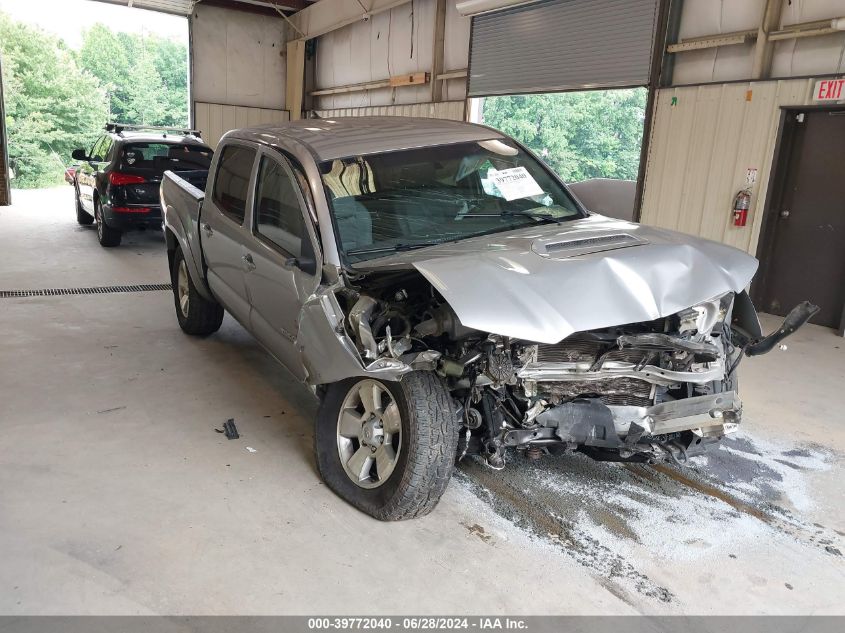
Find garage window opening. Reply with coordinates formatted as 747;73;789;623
473;88;648;184
0;3;189;189
320;140;583;263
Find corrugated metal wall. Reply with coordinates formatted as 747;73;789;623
314;1;434;109
191;3;289;110
640;77;824;256
313;100;465;120
313;0;470;109
673;0;845;85
194;102;290;148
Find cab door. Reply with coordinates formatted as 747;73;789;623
201;143;258;328
242;149;321;380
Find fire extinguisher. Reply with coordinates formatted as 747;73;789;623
732;188;751;227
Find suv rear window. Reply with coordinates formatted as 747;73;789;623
120;143;213;171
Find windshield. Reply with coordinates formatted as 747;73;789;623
319;139;582;264
120;143;213;172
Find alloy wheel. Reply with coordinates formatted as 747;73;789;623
336;380;402;489
95;204;103;241
177;259;190;318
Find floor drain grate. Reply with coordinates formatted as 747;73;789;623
0;283;172;298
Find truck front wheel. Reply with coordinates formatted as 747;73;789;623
315;372;460;521
171;247;224;336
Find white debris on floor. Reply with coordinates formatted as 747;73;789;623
454;431;844;609
692;435;834;514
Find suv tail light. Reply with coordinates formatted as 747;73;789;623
112;206;152;213
109;172;146;186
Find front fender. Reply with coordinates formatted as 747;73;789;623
297;291;413;386
732;290;763;340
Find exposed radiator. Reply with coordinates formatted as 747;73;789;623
535;338;654;406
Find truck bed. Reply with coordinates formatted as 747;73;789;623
161;169;209;289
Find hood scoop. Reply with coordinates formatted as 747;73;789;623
533;233;648;259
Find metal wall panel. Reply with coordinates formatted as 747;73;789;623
640;78;821;256
313;0;471;109
194;102;290;148
314;1;434;109
191;3;289;110
468;0;660;96
312;101;465;121
673;0;845;85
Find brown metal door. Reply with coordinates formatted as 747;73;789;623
759;110;845;329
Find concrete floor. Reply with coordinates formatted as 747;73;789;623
0;187;843;615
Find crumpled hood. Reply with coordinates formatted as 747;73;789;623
358;215;759;344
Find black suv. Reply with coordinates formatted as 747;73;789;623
72;124;213;247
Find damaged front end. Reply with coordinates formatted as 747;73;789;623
307;264;817;469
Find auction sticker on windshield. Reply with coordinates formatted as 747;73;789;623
489;167;544;201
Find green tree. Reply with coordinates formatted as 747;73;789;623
78;23;132;121
482;88;647;183
0;12;107;187
151;37;188;126
124;50;166;125
78;25;187;127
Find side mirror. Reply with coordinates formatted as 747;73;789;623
294;233;319;276
285;255;317;276
71;149;88;161
298;256;318;276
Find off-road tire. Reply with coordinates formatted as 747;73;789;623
95;199;122;247
315;372;460;521
171;247;224;336
75;187;94;225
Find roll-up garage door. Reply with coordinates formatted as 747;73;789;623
468;0;661;97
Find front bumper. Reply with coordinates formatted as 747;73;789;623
608;391;741;438
502;391;741;450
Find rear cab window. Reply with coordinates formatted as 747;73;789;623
212;145;257;224
120;143;213;172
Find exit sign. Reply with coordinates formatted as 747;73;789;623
813;78;845;101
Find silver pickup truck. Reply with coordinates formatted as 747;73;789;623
161;117;815;521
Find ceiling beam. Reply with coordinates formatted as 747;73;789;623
751;0;783;80
91;0;195;16
430;0;447;102
667;30;757;53
199;0;307;16
286;0;412;40
88;0;306;17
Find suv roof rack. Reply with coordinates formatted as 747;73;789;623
105;122;202;138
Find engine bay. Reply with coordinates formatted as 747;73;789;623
334;269;750;469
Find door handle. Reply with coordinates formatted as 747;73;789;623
242;253;256;271
780;209;790;219
202;222;213;237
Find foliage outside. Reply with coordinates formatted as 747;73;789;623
0;12;187;188
481;89;647;183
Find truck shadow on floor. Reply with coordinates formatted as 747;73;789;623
196;315;320;473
